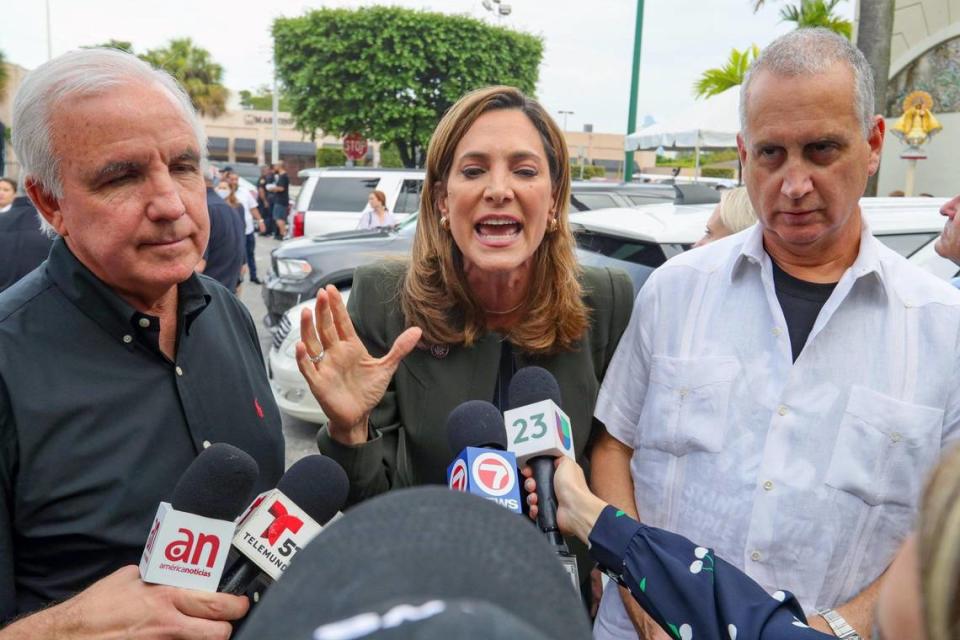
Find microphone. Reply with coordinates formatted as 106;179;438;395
445;400;523;514
504;367;579;586
139;443;260;592
219;454;349;594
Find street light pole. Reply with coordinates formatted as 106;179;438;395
624;0;645;182
558;110;574;132
45;0;53;60
271;50;280;165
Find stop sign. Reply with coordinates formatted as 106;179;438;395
343;132;368;160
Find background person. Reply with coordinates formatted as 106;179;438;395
0;47;283;637
199;168;245;291
933;192;960;289
693;185;757;247
257;164;274;236
356;189;397;230
265;161;289;239
0;179;53;292
227;171;265;284
297;85;633;596
591;28;960;639
0;178;15;213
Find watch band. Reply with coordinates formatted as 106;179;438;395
817;608;861;639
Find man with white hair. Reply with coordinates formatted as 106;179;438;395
0;49;284;637
591;29;960;639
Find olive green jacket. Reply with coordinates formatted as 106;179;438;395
318;260;634;506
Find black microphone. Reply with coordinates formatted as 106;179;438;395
139;443;260;590
445;400;522;513
506;367;569;548
219;454;349;594
447;399;509;453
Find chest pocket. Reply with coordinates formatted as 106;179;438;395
825;385;943;508
637;355;740;456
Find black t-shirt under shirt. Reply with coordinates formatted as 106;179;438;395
770;259;838;362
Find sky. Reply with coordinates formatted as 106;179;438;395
2;0;856;135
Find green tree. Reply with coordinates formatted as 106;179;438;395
239;85;292;111
140;38;229;117
780;0;852;38
273;7;543;168
0;50;7;101
693;45;759;98
88;39;134;53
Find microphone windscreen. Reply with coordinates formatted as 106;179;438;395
170;443;259;521
507;366;562;410
277;455;349;525
446;400;508;454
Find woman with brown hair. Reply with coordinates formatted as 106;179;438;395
296;85;633;517
357;189;397;229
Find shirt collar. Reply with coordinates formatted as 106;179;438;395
730;216;886;289
45;238;212;350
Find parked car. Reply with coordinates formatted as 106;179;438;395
290;167;425;237
262;215;418;326
569;181;720;211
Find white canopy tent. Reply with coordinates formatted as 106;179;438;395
625;87;741;179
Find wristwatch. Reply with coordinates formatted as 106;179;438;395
817;609;862;639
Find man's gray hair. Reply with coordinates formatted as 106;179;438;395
11;48;207;235
740;28;875;139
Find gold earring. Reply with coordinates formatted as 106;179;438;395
440;216;450;231
547;217;558;233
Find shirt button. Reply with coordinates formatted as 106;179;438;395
175;366;184;376
751;550;761;562
891;432;902;443
202;440;212;449
763;480;774;491
777;405;788;416
122;334;133;344
679;388;689;398
772;327;782;337
138;317;151;328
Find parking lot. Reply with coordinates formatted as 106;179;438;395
237;235;318;469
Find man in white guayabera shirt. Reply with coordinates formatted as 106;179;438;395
590;28;960;640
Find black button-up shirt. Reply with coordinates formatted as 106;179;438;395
0;239;284;621
0;197;53;293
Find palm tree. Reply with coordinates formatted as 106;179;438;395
139;38;229;117
0;50;8;101
693;45;759;99
779;0;852;38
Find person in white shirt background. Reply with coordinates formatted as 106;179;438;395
357;189;397;230
590;28;960;640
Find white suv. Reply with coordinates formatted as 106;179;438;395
291;167;424;237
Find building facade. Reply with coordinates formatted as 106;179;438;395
876;0;960;196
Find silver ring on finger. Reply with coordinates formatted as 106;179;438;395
309;351;325;364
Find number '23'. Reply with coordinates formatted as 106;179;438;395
512;413;547;444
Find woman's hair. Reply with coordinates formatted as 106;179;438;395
919;444;960;640
717;187;757;234
370;189;388;210
401;85;587;354
0;177;16;193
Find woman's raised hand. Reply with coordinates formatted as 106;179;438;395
296;285;422;445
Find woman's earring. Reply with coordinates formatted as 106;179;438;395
547;217;558;233
440;216;450;231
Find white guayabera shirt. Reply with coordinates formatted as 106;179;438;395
593;221;960;637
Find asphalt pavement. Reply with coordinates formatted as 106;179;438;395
237;234;319;470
